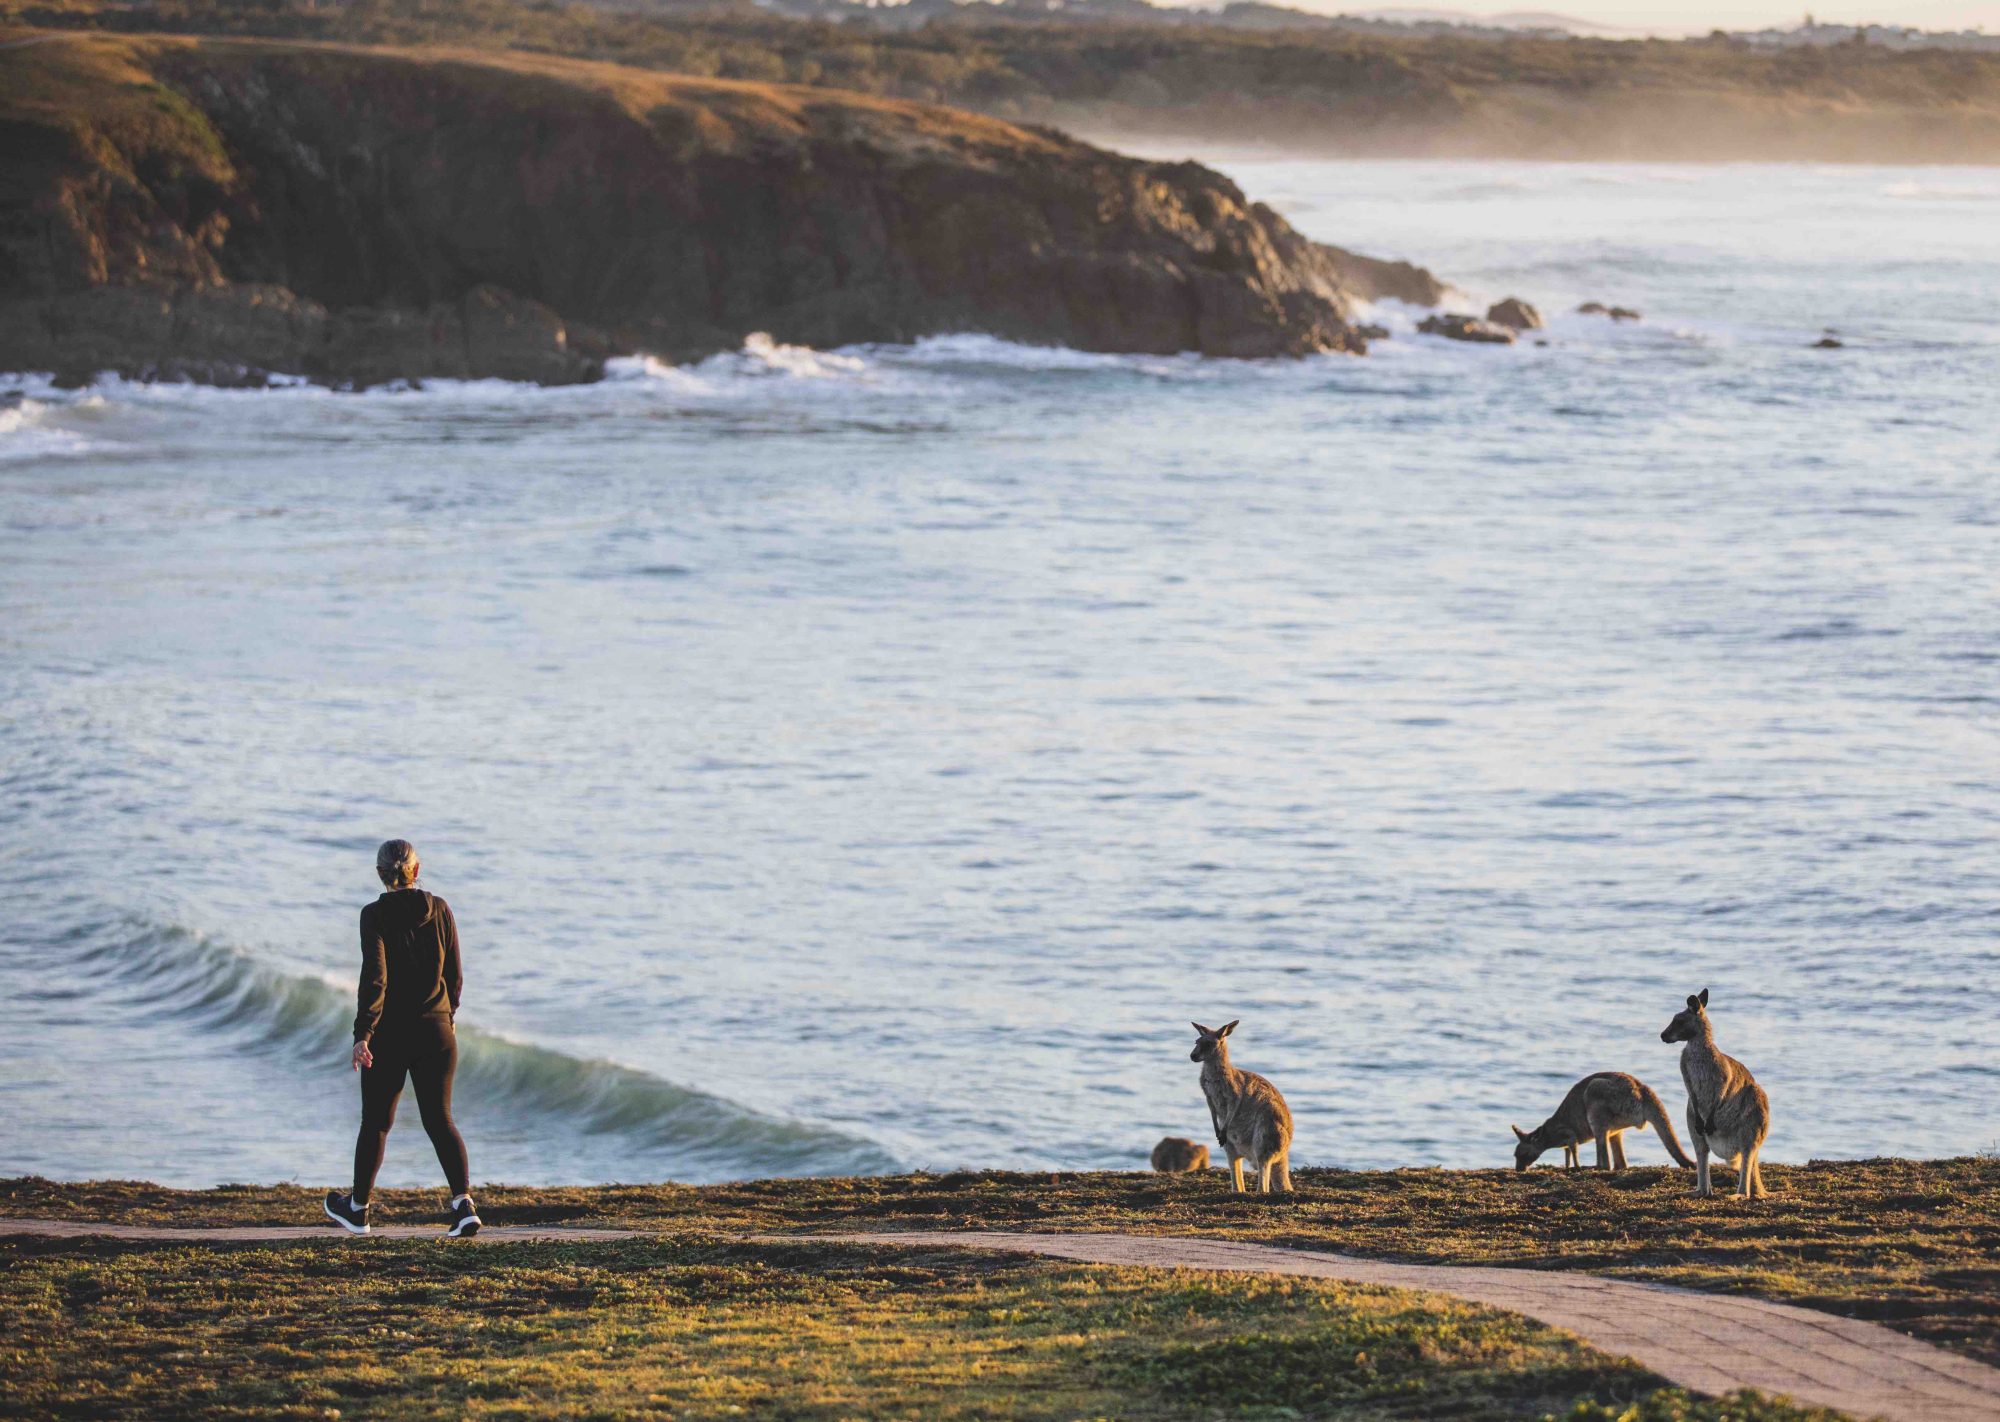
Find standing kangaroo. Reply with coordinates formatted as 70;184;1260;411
1512;1072;1694;1172
1660;988;1771;1199
1189;1020;1294;1193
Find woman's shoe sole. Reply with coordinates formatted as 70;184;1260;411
322;1200;371;1235
445;1218;481;1238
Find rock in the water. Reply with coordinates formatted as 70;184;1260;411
1355;323;1392;340
1418;313;1516;344
1485;297;1544;331
0;32;1451;387
1609;306;1643;321
1151;1137;1211;1173
1813;336;1845;348
1576;301;1609;315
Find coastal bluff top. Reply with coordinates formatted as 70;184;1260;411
0;30;1445;386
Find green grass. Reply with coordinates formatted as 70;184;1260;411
9;1157;1996;1367
0;1234;1850;1421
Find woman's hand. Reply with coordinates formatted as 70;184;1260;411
351;1040;374;1072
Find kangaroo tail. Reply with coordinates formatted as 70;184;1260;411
1639;1083;1695;1168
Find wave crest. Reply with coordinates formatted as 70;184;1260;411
77;918;898;1181
0;395;110;463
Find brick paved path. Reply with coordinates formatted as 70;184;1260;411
807;1229;2000;1422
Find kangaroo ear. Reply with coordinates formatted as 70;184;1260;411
1511;1124;1527;1140
1686;994;1701;1010
1218;1020;1239;1038
1191;1022;1211;1037
1698;988;1710;1007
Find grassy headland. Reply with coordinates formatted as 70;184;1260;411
9;1156;1998;1369
9;0;2000;160
1;27;1442;383
0;1231;1851;1420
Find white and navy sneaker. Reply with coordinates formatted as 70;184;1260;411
323;1190;370;1235
445;1195;482;1238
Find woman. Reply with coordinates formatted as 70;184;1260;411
323;839;480;1237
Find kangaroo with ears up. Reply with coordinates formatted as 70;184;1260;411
1660;988;1771;1199
1189;1020;1293;1193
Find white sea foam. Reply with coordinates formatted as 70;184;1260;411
77;370;319;403
0;396;109;463
606;333;910;399
888;332;1166;371
610;332;873;384
1;306;1716;434
0;398;47;433
733;331;869;378
602;352;697;386
1880;178;2000;201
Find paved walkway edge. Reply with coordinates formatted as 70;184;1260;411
6;1218;1998;1422
804;1230;1999;1422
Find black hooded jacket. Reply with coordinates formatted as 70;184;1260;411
353;888;461;1044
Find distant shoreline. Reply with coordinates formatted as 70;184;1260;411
1073;127;2000;166
13;0;2000;167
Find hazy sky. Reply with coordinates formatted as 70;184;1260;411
1323;0;2000;32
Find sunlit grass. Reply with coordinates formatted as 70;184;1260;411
10;1156;1995;1367
0;1235;1850;1420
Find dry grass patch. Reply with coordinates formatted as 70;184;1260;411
9;1158;1996;1365
0;1234;1848;1421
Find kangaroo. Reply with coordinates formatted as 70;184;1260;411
1660;988;1771;1199
1512;1072;1694;1172
1150;1137;1211;1173
1189;1020;1294;1193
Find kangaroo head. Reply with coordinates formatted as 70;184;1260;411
1660;987;1710;1043
1189;1019;1238;1063
1510;1123;1548;1171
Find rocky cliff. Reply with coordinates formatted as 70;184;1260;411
0;32;1447;385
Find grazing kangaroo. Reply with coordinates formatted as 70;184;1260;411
1189;1020;1294;1193
1150;1137;1211;1173
1512;1072;1694;1172
1660;988;1772;1199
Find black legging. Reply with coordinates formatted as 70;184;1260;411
353;1019;471;1202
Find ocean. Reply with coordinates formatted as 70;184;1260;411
2;159;1995;1188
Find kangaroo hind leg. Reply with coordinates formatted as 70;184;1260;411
1610;1131;1628;1171
1687;1109;1712;1197
1743;1146;1767;1199
1230;1156;1246;1194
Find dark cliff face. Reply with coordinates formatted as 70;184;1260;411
0;34;1447;384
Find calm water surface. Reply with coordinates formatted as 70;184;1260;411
2;161;1996;1186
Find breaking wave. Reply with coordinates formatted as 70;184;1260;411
0;396;111;463
72;917;898;1181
